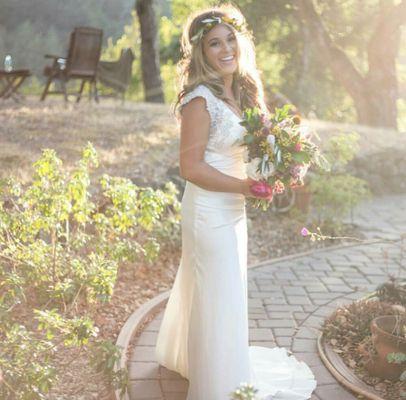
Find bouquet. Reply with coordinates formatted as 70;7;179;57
240;105;329;210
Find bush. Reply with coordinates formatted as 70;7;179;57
309;132;371;230
0;143;180;399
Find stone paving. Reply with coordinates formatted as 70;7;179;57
127;194;406;400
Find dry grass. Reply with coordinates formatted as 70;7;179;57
0;97;179;185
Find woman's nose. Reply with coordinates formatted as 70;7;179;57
222;41;232;52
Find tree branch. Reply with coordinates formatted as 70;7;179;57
297;0;366;100
368;0;406;65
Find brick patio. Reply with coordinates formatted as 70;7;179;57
127;194;406;400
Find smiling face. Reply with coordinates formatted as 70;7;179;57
202;23;239;79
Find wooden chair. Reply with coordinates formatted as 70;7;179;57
41;27;103;102
97;48;135;103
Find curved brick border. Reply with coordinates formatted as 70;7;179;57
116;240;402;400
114;291;169;400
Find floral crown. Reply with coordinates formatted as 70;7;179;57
190;15;246;45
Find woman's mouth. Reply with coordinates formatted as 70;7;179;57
219;55;235;64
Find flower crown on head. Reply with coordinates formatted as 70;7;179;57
190;15;246;45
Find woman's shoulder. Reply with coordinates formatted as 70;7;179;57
181;84;217;105
180;84;219;121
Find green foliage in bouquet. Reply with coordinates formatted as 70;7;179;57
0;143;180;399
309;132;371;229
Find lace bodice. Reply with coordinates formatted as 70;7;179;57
180;84;246;155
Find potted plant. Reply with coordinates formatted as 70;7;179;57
367;315;406;380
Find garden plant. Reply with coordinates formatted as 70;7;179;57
308;131;371;231
0;143;180;399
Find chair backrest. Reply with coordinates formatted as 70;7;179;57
97;48;135;92
66;27;103;78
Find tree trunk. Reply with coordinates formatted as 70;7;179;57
135;0;164;103
362;1;401;127
297;13;311;103
297;0;406;129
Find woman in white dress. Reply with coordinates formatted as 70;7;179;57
155;4;317;399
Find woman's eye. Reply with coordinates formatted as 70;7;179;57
210;41;219;47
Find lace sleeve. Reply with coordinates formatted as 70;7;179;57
180;85;218;126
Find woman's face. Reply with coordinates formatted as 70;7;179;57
202;23;239;78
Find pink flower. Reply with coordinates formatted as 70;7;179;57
294;142;302;152
260;114;270;125
273;180;285;194
301;227;309;237
250;181;273;200
290;164;308;180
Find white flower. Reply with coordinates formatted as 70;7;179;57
260;155;275;178
246;157;262;180
298;125;310;139
247;156;275;180
267;134;275;148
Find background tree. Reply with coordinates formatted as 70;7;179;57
297;0;406;129
136;0;165;102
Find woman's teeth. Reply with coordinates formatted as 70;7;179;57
220;56;234;61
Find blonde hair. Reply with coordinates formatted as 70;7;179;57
174;3;267;117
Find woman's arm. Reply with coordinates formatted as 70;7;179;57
179;96;254;196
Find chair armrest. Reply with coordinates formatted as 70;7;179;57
44;54;64;60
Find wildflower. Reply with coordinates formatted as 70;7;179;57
301;227;309;236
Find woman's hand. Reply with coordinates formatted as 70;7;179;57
240;178;260;198
241;178;274;200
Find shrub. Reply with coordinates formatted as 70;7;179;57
0;143;180;399
309;132;371;230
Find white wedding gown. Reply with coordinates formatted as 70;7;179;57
155;84;317;400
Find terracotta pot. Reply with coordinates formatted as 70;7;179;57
368;315;406;380
293;184;311;213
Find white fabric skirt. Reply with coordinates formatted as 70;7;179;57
155;181;317;400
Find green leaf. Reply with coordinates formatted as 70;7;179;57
292;152;311;163
244;134;255;144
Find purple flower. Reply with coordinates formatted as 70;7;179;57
301;227;309;237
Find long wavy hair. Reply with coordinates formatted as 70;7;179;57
174;3;267;117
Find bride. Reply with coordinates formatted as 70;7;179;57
155;4;317;399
